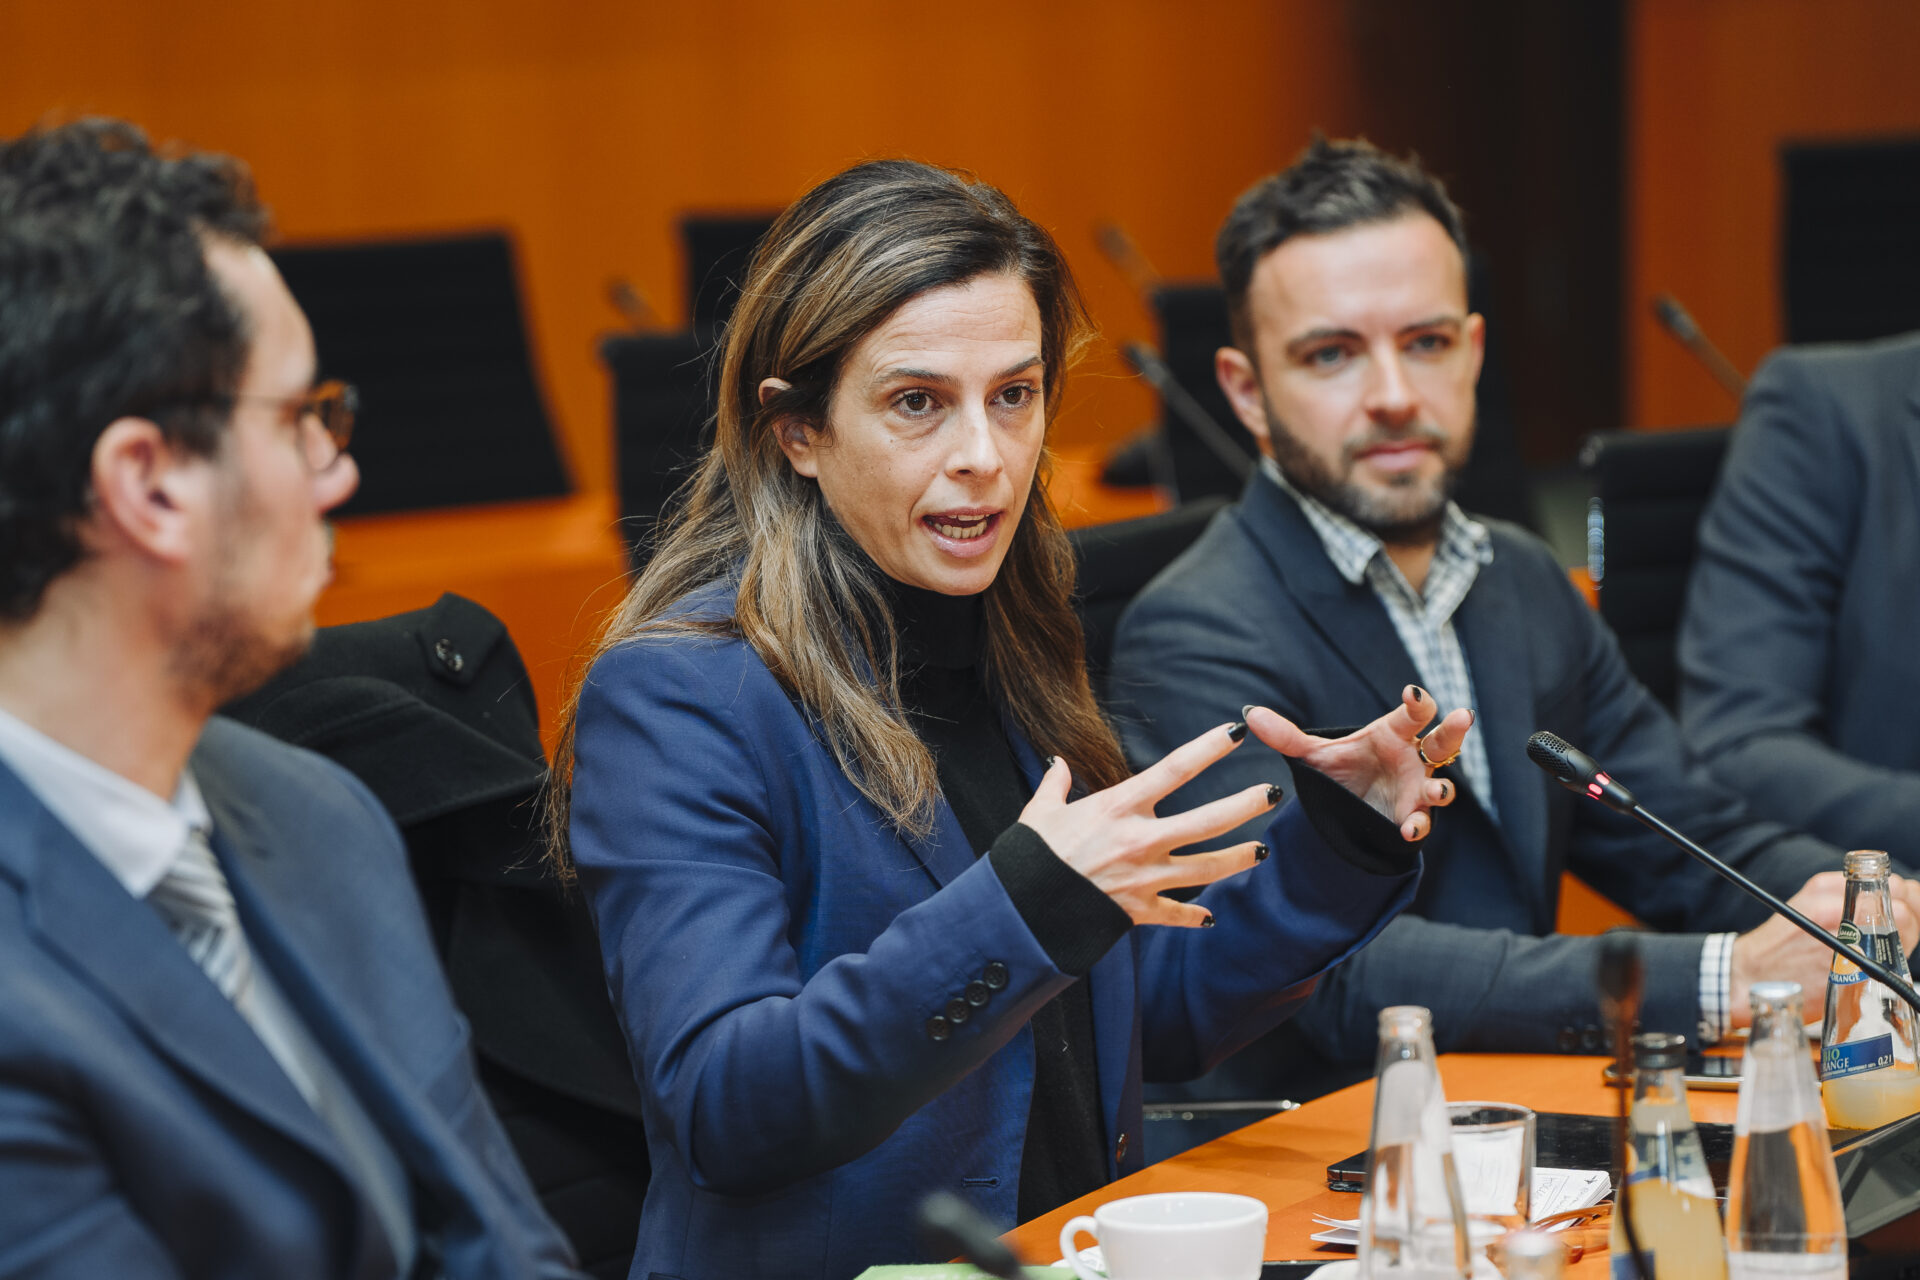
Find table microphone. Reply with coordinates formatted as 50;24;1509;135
1119;341;1255;482
917;1191;1027;1279
1599;932;1650;1280
1525;730;1920;1016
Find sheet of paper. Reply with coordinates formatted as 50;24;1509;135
1308;1166;1612;1248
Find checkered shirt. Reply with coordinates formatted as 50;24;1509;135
1264;459;1497;821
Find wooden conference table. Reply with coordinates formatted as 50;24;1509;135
1004;1053;1740;1275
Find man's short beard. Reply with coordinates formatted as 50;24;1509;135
1263;393;1463;545
170;604;313;709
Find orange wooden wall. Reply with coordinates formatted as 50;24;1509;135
1625;0;1920;428
1;0;1366;488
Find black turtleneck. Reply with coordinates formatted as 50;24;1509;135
882;578;1127;1222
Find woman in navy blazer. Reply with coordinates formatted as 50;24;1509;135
551;160;1470;1280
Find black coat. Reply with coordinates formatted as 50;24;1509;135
225;594;645;1280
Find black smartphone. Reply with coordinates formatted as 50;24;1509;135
1261;1266;1328;1279
1325;1110;1737;1192
1602;1051;1742;1090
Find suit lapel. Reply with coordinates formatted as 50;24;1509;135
0;763;352;1176
1451;559;1550;920
1236;476;1423;717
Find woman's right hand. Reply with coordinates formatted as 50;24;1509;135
1017;721;1278;928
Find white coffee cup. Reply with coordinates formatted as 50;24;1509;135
1058;1190;1267;1280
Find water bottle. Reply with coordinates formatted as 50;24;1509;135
1607;1032;1726;1278
1358;1005;1474;1278
1821;848;1920;1130
1502;1230;1566;1279
1726;982;1847;1278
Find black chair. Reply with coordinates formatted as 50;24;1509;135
1579;425;1732;710
271;233;571;517
224;595;646;1279
1068;497;1230;706
602;332;714;569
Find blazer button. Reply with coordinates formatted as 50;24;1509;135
964;980;991;1007
1556;1027;1578;1053
945;997;971;1024
1580;1024;1603;1054
926;1016;952;1042
983;962;1009;990
1114;1131;1129;1163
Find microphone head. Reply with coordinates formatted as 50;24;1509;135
1527;730;1639;812
1598;930;1644;1005
1525;730;1579;780
1652;292;1700;341
917;1191;1024;1280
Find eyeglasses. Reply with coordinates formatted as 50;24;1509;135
163;379;359;471
242;380;358;471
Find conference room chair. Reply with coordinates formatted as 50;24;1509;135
1069;497;1231;708
1579;424;1733;711
224;595;647;1280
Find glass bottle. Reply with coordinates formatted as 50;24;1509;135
1726;982;1847;1279
1608;1032;1726;1278
1821;848;1920;1129
1358;1005;1474;1278
1502;1230;1566;1279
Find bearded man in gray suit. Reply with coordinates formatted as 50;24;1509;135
1111;137;1916;1099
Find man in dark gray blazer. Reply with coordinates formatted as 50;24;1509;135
1680;332;1920;856
1111;137;1917;1099
0;120;579;1278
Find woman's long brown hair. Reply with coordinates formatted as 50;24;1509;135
545;160;1130;875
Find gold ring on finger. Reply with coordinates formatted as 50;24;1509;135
1416;733;1461;771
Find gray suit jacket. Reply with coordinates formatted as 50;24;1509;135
1111;473;1848;1092
0;717;580;1280
1680;332;1920;854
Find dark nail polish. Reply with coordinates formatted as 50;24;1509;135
1254;843;1269;862
1241;704;1258;721
1045;755;1058;768
1201;913;1217;928
1410;686;1424;703
1266;783;1284;806
1227;720;1248;743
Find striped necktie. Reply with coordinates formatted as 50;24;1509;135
147;825;254;1004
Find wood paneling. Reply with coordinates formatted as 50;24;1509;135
1;0;1366;487
1626;0;1920;427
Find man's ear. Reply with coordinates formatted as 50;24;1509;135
1214;346;1274;455
85;417;207;565
760;377;821;479
1464;312;1487;387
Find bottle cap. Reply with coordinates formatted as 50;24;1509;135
1631;1031;1687;1070
1377;1005;1432;1037
1845;849;1892;878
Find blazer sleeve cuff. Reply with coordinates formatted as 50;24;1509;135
988;822;1132;977
1287;757;1420;878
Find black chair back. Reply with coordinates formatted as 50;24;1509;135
1580;425;1732;709
1069;498;1230;702
271;233;570;516
602;331;715;570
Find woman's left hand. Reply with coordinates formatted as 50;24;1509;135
1245;684;1473;842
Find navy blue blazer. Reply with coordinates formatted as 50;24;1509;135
1680;332;1920;854
0;717;578;1280
568;579;1421;1280
1110;474;1847;1087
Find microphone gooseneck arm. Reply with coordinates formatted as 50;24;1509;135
1120;341;1255;482
1526;731;1920;1017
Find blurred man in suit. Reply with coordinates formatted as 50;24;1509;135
1111;136;1919;1098
1681;333;1920;855
0;118;579;1278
